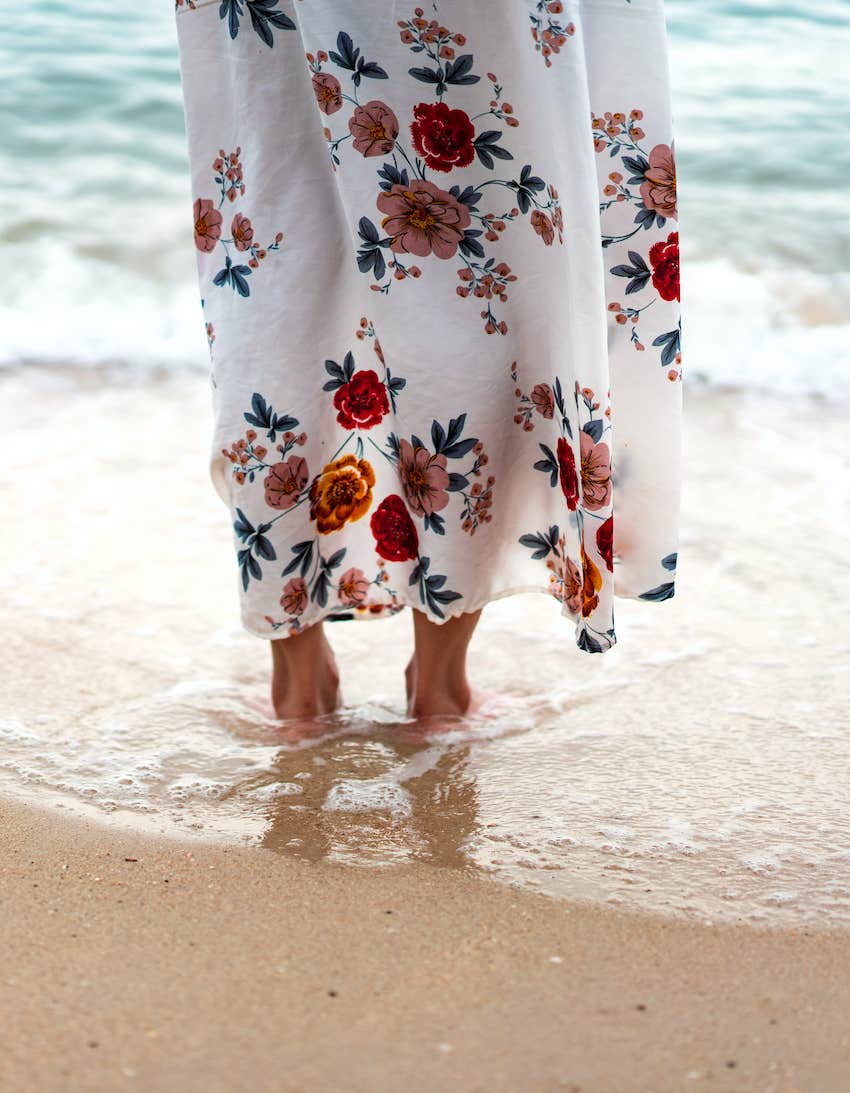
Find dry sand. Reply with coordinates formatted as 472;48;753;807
1;795;848;1093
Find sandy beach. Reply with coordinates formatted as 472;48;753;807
2;794;849;1093
1;368;849;1089
5;2;850;1086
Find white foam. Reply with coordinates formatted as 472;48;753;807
683;259;850;400
323;779;412;819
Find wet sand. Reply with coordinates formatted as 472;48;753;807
2;366;850;1088
2;367;849;925
2;794;849;1092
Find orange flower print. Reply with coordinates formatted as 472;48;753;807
194;197;222;253
349;101;399;158
309;455;375;533
579;432;612;510
337;566;370;606
264;454;309;511
280;577;308;616
377;180;471;259
580;544;603;617
640;143;677;220
313;72;343;115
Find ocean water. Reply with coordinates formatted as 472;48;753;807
2;0;850;395
0;371;848;927
1;5;849;928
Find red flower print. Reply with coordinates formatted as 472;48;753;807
333;369;390;430
649;231;680;302
640;143;677;220
264;454;309;510
398;439;450;517
370;494;419;562
410;101;476;172
377;179;471;259
231;212;254;252
280;576;308;616
312;72;343;115
579;432;612;510
531;210;555;245
596;515;614;572
556;437;579;511
193;197;222;253
337;566;370;606
349;100;399;158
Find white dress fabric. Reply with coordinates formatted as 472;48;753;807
175;0;682;652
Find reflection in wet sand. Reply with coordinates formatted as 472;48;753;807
238;727;479;869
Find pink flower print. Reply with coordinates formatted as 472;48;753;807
280;577;308;617
263;455;309;511
349;100;399;158
377;180;471;260
313;72;343;115
640;143;677;221
549;186;564;241
579;432;612;511
531;209;555;245
337;567;370;606
231;212;254;252
561;555;583;616
531;383;554;418
194;198;222;253
398;438;450;517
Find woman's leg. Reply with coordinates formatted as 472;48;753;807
270;623;341;720
405;609;483;719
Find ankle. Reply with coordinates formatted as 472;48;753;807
271;665;340;719
269;628;341;719
407;669;472;718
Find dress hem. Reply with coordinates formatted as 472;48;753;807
241;581;674;644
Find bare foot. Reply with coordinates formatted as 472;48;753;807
405;609;482;719
270;623;341;721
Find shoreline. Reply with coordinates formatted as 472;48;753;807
2;364;849;1088
2;793;849;1092
1;367;848;930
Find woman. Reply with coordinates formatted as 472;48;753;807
174;0;682;720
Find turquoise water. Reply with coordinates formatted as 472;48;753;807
2;0;849;392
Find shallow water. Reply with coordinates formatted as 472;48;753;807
2;1;850;395
2;369;848;927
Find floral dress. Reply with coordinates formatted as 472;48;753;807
174;0;682;653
